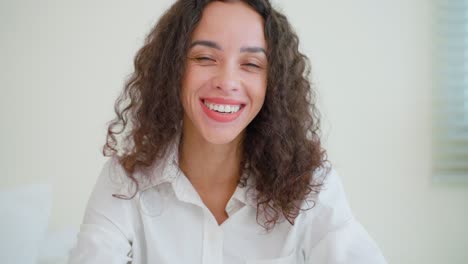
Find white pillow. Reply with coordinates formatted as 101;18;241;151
37;227;79;264
0;184;52;264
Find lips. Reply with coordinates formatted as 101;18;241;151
200;98;246;123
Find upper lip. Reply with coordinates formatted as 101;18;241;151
202;97;246;105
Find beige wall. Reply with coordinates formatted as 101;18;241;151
1;0;467;263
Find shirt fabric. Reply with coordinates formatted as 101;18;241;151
68;142;387;264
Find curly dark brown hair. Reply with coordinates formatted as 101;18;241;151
104;0;329;230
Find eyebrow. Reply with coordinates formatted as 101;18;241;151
189;40;266;55
240;46;266;55
190;40;221;50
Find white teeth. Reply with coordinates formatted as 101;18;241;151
203;101;241;113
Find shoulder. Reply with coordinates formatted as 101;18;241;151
91;156;174;216
95;156;161;197
84;157;137;217
300;166;354;230
313;166;351;212
298;168;387;262
92;156;136;197
301;167;387;263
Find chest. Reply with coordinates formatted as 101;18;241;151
132;197;301;264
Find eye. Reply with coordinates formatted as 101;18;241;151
191;56;217;67
243;63;260;69
194;56;215;63
241;61;263;73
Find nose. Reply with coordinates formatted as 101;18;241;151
213;64;240;92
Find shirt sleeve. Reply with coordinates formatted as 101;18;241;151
68;158;134;264
304;168;387;263
307;217;387;263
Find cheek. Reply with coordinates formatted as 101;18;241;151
180;78;195;114
250;76;267;108
180;66;198;106
182;65;212;93
180;78;189;107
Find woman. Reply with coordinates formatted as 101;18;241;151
69;0;386;263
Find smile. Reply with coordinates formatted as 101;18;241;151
200;99;246;123
203;101;241;113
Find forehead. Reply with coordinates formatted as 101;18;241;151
190;1;266;49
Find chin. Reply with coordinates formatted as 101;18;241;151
200;127;244;145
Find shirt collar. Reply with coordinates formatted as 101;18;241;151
136;137;258;209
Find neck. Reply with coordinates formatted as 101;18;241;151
178;121;244;191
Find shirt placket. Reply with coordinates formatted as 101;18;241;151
202;209;224;264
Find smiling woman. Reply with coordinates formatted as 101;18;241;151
68;0;386;263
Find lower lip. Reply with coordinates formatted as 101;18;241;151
200;100;244;123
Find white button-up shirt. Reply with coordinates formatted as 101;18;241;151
68;143;386;264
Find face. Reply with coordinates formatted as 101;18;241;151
180;1;268;145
